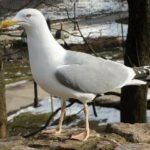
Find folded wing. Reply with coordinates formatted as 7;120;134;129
55;59;135;94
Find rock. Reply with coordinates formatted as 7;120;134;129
30;128;101;150
2;125;150;150
11;145;38;150
27;128;126;150
0;136;25;150
115;143;150;150
106;123;150;143
96;140;118;150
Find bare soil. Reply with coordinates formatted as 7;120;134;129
6;81;49;113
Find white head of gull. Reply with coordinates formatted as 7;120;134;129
0;8;146;141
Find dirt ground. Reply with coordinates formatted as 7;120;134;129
6;81;49;113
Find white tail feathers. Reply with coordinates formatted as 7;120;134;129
125;79;146;86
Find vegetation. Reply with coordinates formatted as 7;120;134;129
8;112;80;136
8;112;52;136
4;61;32;84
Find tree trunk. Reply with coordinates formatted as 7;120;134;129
0;58;7;138
121;0;150;123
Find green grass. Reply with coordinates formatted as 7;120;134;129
8;112;52;136
8;112;80;136
3;60;32;84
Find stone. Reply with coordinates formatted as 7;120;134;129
2;125;150;150
106;123;150;143
31;128;101;150
0;136;25;150
115;143;150;150
27;128;125;150
11;145;38;150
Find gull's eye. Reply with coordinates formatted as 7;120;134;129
26;14;32;18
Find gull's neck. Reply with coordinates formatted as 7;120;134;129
26;21;66;68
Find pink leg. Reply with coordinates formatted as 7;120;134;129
42;100;66;134
56;100;66;133
71;103;90;141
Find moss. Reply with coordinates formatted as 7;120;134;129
4;61;32;84
51;114;80;126
8;112;52;136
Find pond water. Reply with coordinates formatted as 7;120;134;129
8;97;150;126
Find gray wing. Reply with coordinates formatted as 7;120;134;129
55;59;134;94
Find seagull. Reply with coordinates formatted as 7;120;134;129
0;8;149;141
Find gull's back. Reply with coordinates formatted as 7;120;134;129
55;50;136;94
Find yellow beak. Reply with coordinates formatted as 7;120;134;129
0;19;17;29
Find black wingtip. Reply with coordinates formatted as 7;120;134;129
134;66;150;80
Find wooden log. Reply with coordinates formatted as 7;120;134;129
0;58;7;138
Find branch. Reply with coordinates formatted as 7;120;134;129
75;22;98;56
104;92;121;97
52;27;81;37
64;7;98;56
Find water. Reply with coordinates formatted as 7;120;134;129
8;97;150;125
